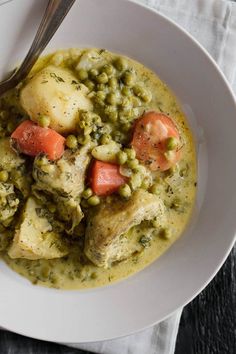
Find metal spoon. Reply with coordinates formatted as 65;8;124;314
0;0;76;96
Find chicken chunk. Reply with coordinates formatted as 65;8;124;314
20;65;93;133
8;197;68;260
0;182;19;227
0;138;24;171
33;144;92;199
84;189;166;268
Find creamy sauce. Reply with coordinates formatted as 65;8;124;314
1;49;196;289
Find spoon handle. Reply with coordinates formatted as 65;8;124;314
10;0;76;84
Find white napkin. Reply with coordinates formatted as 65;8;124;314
67;1;236;353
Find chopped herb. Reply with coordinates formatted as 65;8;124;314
50;72;65;83
139;235;151;248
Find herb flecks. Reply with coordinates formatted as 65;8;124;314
139;235;151;248
50;72;65;83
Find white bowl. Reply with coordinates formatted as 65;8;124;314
0;0;235;343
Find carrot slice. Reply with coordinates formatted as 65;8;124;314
90;160;127;196
11;120;65;160
131;111;181;171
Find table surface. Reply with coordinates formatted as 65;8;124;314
0;245;235;354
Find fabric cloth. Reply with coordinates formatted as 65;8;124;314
67;0;236;353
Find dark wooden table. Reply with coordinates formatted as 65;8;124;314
0;246;235;354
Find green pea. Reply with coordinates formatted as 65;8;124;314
124;148;136;160
114;57;127;71
113;131;126;143
96;72;108;84
41;266;50;279
77;134;91;145
6;121;15;133
0;110;8;120
141;178;150;190
48;204;56;213
66;135;78;149
122;87;132;97
117;151;128;165
0;170;8;182
103;64;114;76
105;106;118;122
84;79;95;91
108;77;118;89
150;183;159;195
135;164;146;174
121;97;131;109
119;184;131;198
96;91;106;101
82;188;93;199
100;134;112;145
133;84;144;96
87;195;100;206
122;71;136;86
77;69;88;81
121;122;132;133
129;173;142;190
131;96;142;107
90;272;97;280
140;91;152;103
108;111;118;122
159;228;171;239
127;158;139;169
38;115;50;128
152;218;160;228
106;92;119;105
96;83;107;91
166;137;179;151
122;109;134;119
89;68;99;79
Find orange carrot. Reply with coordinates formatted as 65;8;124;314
11;120;65;160
131;111;181;171
90;160;127;196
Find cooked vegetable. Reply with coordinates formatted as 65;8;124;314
11;120;65;160
131;111;181;171
87;195;100;206
20;65;93;134
66;134;78;149
8;197;68;260
90;160;127;196
84;189;166;267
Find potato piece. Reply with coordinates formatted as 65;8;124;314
76;49;107;71
8;197;68;260
20;65;93;133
